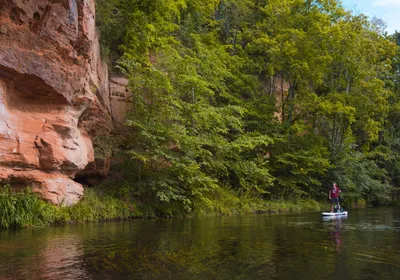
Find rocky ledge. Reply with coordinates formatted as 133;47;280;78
0;0;113;205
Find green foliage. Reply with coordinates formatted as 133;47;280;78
67;189;130;222
94;0;400;212
329;151;392;206
0;184;324;229
0;184;156;229
0;185;65;229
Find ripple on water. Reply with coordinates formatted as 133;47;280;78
1;208;400;279
343;222;397;231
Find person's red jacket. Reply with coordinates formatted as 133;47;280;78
329;186;341;199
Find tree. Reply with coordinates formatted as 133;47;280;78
95;0;400;211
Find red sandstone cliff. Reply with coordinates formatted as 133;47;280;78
0;0;113;205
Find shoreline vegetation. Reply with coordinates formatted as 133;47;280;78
0;184;334;230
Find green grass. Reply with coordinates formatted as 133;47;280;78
66;188;134;222
190;185;325;217
0;185;63;229
0;184;325;229
0;184;160;229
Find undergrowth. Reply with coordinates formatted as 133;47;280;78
0;184;325;229
0;185;60;229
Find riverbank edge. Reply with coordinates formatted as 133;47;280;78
1;184;331;229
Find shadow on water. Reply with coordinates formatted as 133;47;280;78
0;207;400;279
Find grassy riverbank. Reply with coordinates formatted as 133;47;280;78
0;184;327;229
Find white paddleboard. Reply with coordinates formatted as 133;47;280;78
321;211;348;216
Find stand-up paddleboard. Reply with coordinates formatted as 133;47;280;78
322;215;347;221
321;211;348;216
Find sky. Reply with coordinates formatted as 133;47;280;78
341;0;400;34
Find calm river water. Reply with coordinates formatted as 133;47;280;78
0;207;399;279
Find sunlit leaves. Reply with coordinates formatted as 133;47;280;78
95;0;400;208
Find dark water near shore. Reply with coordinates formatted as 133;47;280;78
1;207;400;279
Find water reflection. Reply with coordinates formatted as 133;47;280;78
0;228;87;279
0;208;399;279
324;216;345;253
322;216;347;253
39;234;87;279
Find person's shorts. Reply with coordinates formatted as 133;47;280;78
331;197;339;204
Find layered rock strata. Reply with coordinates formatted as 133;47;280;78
0;0;113;205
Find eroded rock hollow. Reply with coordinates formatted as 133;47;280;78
0;0;113;205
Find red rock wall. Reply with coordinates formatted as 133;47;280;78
110;77;132;131
0;0;113;205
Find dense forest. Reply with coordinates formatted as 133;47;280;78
94;0;400;214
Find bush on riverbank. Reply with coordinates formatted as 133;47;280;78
1;184;327;229
0;185;61;229
0;185;137;229
190;185;326;217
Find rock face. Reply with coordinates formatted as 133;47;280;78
0;0;113;205
110;77;132;131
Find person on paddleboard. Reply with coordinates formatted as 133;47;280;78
329;182;341;213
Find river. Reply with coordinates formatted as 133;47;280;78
0;207;399;279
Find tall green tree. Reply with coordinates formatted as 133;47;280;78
95;0;400;211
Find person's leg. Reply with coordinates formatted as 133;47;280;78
331;200;334;212
332;198;339;212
